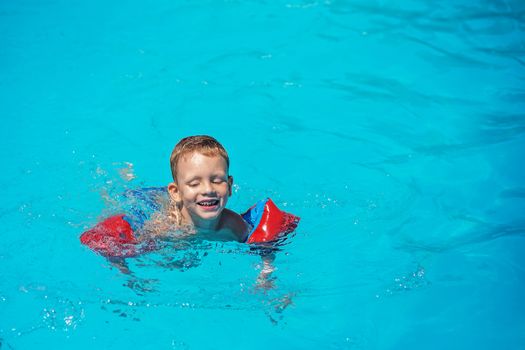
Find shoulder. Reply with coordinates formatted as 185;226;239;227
221;208;250;242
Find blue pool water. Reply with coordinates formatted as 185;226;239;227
1;0;525;349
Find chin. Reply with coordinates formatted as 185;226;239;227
195;208;223;221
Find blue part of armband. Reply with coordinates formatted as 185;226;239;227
122;187;168;231
241;198;268;241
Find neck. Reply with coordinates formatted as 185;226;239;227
180;208;220;232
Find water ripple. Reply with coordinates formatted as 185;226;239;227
394;219;525;254
401;34;497;69
323;73;481;107
499;188;525;199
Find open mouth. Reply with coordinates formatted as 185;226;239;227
197;199;220;207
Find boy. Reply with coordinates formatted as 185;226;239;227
163;135;250;242
81;135;300;293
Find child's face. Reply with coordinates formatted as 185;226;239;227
168;151;232;229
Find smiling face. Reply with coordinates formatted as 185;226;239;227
168;151;232;230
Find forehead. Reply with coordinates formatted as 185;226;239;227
176;152;228;176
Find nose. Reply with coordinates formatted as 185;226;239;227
201;181;216;195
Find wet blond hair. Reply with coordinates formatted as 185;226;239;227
169;135;230;181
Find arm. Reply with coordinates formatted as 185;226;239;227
255;251;277;290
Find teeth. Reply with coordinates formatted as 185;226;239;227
198;200;219;206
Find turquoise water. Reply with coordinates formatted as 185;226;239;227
1;0;525;349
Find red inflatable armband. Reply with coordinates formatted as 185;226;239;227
242;198;300;244
80;215;139;258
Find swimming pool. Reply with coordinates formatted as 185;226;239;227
1;0;524;348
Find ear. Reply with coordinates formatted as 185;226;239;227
228;176;233;196
167;182;181;202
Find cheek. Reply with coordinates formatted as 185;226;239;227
220;184;230;195
181;188;197;201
